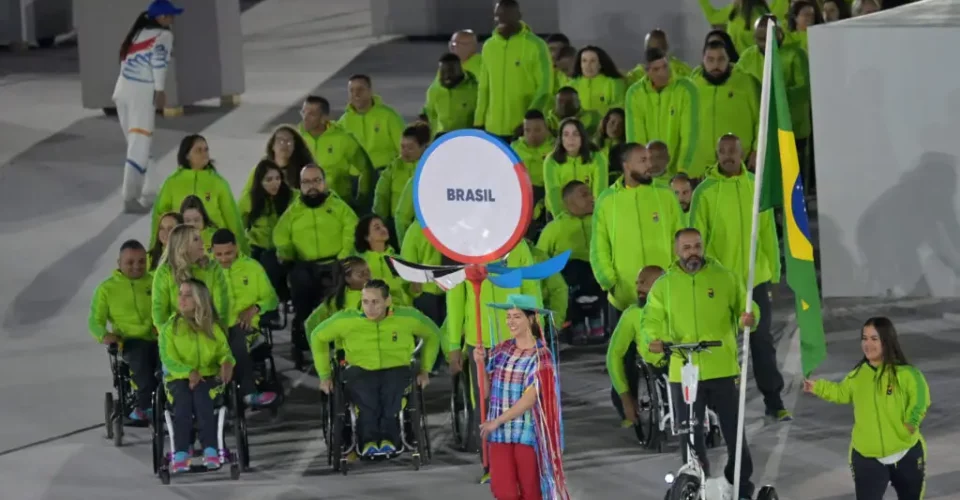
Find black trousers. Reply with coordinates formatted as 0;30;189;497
251;246;288;303
343;366;411;446
561;259;606;327
851;440;926;500
750;282;785;413
670;376;754;498
167;379;218;452
121;339;159;411
227;326;256;397
288;260;339;350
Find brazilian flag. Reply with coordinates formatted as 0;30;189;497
757;35;826;377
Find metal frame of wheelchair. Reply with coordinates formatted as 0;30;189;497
247;326;284;418
449;359;479;453
321;342;432;475
103;344;144;447
634;360;722;453
151;378;247;484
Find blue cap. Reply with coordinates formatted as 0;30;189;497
147;0;184;18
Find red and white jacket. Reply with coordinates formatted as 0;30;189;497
114;28;174;96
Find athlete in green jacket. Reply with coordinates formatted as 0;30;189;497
546;88;601;138
424;54;479;136
571;73;626;119
473;3;552;137
625;29;692;86
89;240;158;420
372;124;429;229
272;175;358;263
537;181;593;262
591;144;684;311
624;49;699;176
530;242;568;328
303;256;369;338
312;280;440;456
151;153;248;254
805;317;930;499
297;96;375;206
152;225;230;329
688;41;761;179
697;0;788;54
543;120;608;218
736;17;811;140
339;76;407;169
511;110;553;192
392;178;417;246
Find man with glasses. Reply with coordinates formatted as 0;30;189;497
273;165;359;367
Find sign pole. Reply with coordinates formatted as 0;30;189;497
466;265;489;468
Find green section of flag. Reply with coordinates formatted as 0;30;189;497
757;37;826;377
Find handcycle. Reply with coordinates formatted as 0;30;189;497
661;341;779;500
151;375;247;484
103;343;149;447
323;339;432;475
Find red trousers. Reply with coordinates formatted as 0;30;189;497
488;442;542;500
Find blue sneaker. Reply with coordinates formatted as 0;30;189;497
171;451;191;473
244;392;278;407
361;442;379;458
128;408;147;421
202;447;221;470
379;440;397;456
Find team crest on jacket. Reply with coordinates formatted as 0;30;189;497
600;96;606;102
392;331;398;342
204;192;211;202
652;212;659;222
374;124;380;133
707;288;714;298
886;384;893;395
327;146;333;154
728;91;734;98
243;276;249;286
670;107;676;116
515;60;521;66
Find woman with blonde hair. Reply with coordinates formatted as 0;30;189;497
159;278;235;473
152;224;230;328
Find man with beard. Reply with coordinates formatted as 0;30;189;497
688;39;761;180
644;227;759;500
423;53;478;136
690;134;789;421
591;143;683;326
670;173;693;218
273;165;359;364
647;140;673;188
545;87;600;137
606;265;665;432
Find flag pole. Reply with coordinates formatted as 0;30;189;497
733;18;776;500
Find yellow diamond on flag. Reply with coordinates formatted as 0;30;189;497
801;300;810;311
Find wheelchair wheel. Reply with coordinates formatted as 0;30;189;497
159;466;171;485
637;364;662;451
419;388;432;462
705;425;722;449
104;392;115;440
151;388;165;475
330;382;346;474
667;473;701;500
231;384;250;470
756;486;779;500
409;384;427;470
451;370;479;452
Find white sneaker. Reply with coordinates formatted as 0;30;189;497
704;477;733;500
123;198;150;214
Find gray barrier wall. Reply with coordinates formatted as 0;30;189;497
0;0;72;45
370;0;713;69
810;0;960;298
74;0;245;112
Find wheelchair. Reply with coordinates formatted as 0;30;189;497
560;262;608;345
323;340;432;475
634;359;722;453
151;376;247;484
449;351;480;453
103;343;146;447
245;327;284;417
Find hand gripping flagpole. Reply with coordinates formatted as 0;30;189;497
733;18;776;500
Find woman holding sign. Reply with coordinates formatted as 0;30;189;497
475;295;569;500
804;317;930;500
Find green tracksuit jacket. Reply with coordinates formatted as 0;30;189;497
474;22;553;136
272;195;358;262
310;306;441;381
736;43;812;140
625;76;699;176
445;240;543;353
338;96;407;168
151;166;248;253
357;248;412;306
688;70;761;178
537;212;592;262
545;108;601;138
222;255;278;328
690;164;781;286
625;57;692;86
151;260;230;328
393;179;416;245
511;137;553;188
571;74;627;118
89;270;155;342
400;220;444;296
530;242;568;327
606;305;666;395
238;192;289;250
641;258;759;383
304;288;364;337
697;0;788;54
591;182;684;310
295;122;375;204
424;73;479;136
543;151;609;218
158;316;235;382
813;363;930;459
372;157;416;221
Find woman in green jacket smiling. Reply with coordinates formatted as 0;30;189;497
542;118;608;218
151;134;248;253
240;159;294;302
152;224;230;328
354;214;411;306
805;317;930;500
571;46;627;119
159;278;235;473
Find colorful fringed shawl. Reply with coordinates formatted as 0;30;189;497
532;316;570;500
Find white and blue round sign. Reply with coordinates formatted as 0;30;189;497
412;129;533;264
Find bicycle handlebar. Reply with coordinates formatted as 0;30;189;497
663;340;722;353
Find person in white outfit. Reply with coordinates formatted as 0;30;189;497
113;0;184;214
